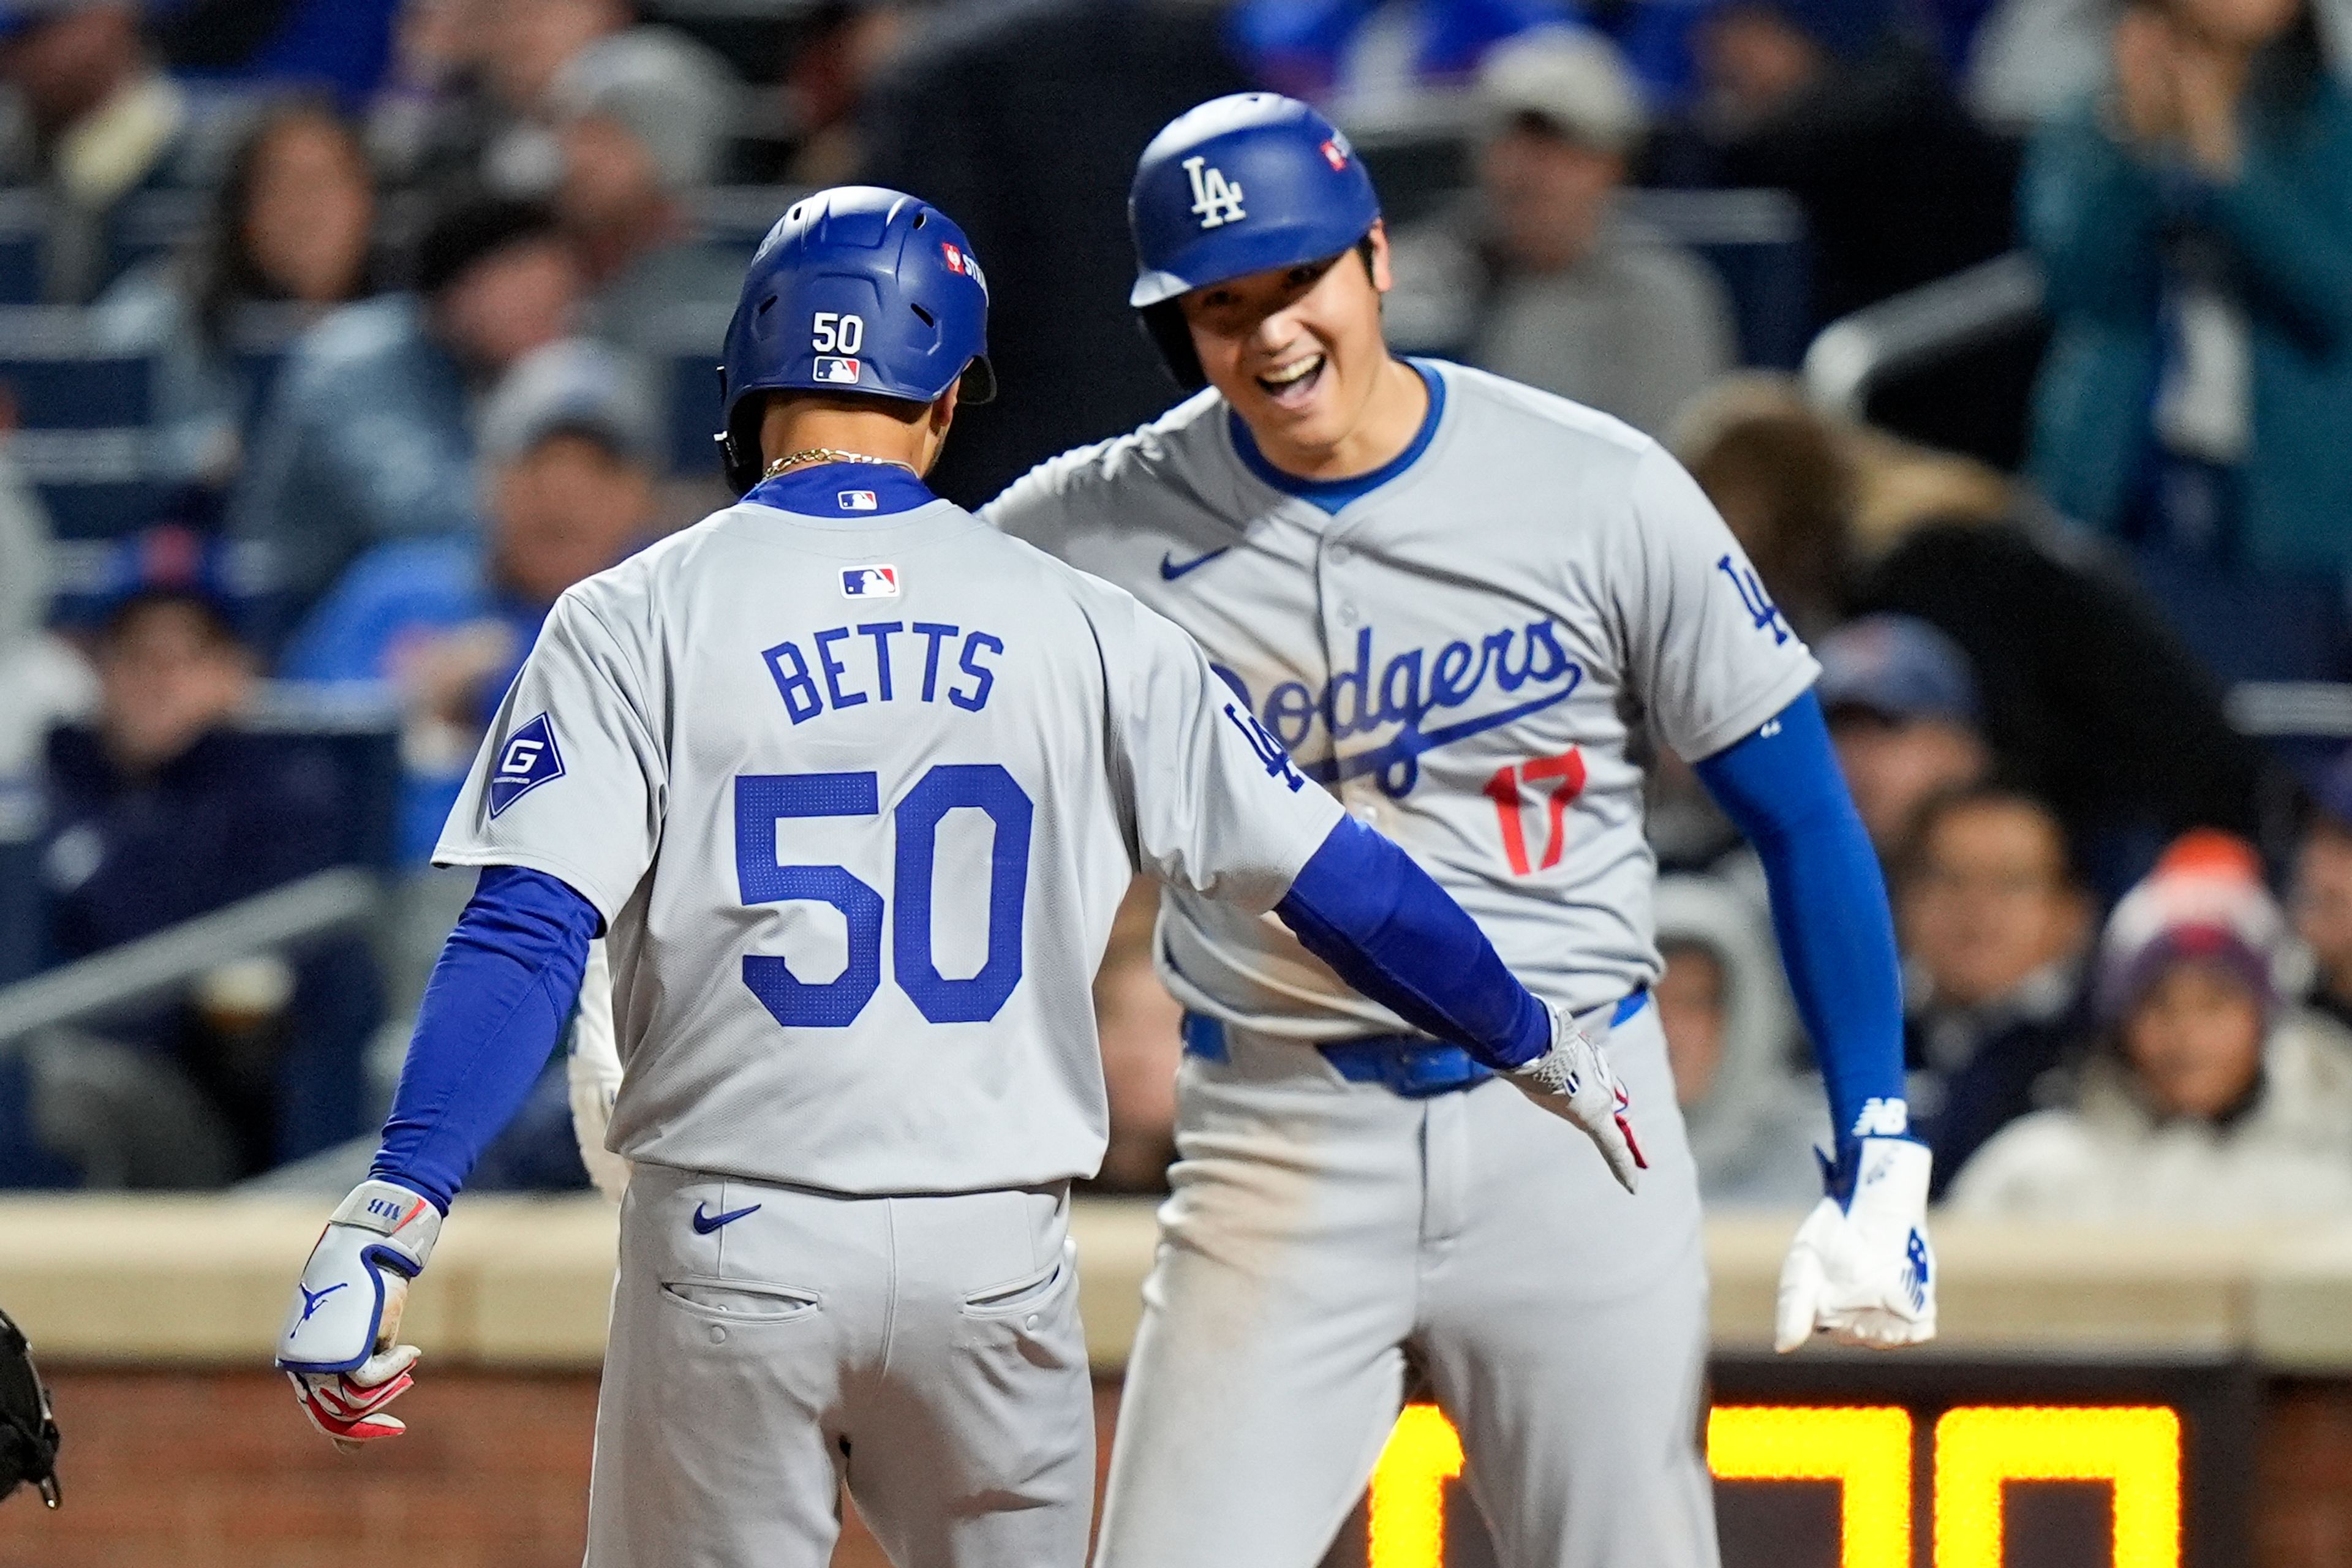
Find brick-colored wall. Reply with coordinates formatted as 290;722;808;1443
2259;1380;2352;1568
5;1370;2350;1566
0;1372;1123;1568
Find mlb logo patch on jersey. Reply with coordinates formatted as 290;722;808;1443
813;356;861;385
839;489;878;511
488;713;564;817
841;565;900;598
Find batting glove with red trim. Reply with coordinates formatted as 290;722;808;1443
276;1179;441;1452
1509;1004;1647;1194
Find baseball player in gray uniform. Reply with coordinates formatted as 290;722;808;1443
268;186;1649;1568
986;96;1940;1568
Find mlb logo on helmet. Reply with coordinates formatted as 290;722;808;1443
488;713;565;817
839;490;878;511
1319;132;1352;171
841;565;900;599
814;356;861;384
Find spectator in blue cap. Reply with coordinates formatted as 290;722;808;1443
0;0;203;304
280;337;660;863
0;525;382;1188
1817;611;1992;856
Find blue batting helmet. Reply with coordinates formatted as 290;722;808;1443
1127;94;1381;388
717;185;995;493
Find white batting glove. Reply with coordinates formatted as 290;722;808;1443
566;940;632;1204
276;1179;442;1451
1775;1136;1937;1352
1507;1004;1647;1193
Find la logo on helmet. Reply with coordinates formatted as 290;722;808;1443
1183;156;1245;228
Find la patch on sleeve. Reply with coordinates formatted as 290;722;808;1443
489;713;565;817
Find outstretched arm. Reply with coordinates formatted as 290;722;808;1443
1694;688;1909;1161
1273;814;1645;1190
1695;688;1935;1352
1273;815;1551;1070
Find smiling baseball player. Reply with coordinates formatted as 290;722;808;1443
984;94;1938;1568
269;184;1646;1568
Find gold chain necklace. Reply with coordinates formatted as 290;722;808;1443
762;448;918;480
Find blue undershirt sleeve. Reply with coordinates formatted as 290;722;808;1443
1275;815;1551;1069
370;864;600;1212
1692;689;1910;1165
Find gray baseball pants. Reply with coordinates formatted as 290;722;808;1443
1094;1003;1719;1568
585;1165;1093;1568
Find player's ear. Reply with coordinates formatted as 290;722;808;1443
914;381;960;478
1362;221;1394;296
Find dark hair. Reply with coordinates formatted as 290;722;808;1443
1898;781;2078;892
191;97;374;345
413;192;563;300
2247;1;2327;121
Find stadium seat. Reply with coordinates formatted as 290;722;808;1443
0;834;39;987
1618;187;1812;371
107;188;206;282
0;192;46;307
239;681;405;874
689;186;806;260
0;306;159;539
645;300;735;478
224;301;313;436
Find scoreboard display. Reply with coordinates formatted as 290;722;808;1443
1321;1355;2257;1568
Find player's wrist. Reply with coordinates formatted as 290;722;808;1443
328;1178;445;1276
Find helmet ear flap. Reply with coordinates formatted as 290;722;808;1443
721;396;766;496
958;355;998;405
1139;302;1205;393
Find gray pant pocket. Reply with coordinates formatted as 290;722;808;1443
959;1237;1076;1319
660;1277;823;1324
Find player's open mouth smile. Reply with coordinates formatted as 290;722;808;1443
1256;352;1325;407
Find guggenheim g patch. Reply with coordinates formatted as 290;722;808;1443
488;713;565;817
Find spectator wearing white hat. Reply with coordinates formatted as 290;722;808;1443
279;337;662;863
551;25;744;368
1948;831;2352;1222
1386;27;1735;438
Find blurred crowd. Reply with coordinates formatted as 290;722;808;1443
0;0;2345;1220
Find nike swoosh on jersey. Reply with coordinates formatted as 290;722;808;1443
691;1202;763;1234
1303;672;1584;796
1158;547;1232;580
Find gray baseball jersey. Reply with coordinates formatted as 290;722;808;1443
984;360;1819;1038
435;484;1343;1196
986;360;1806;1568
